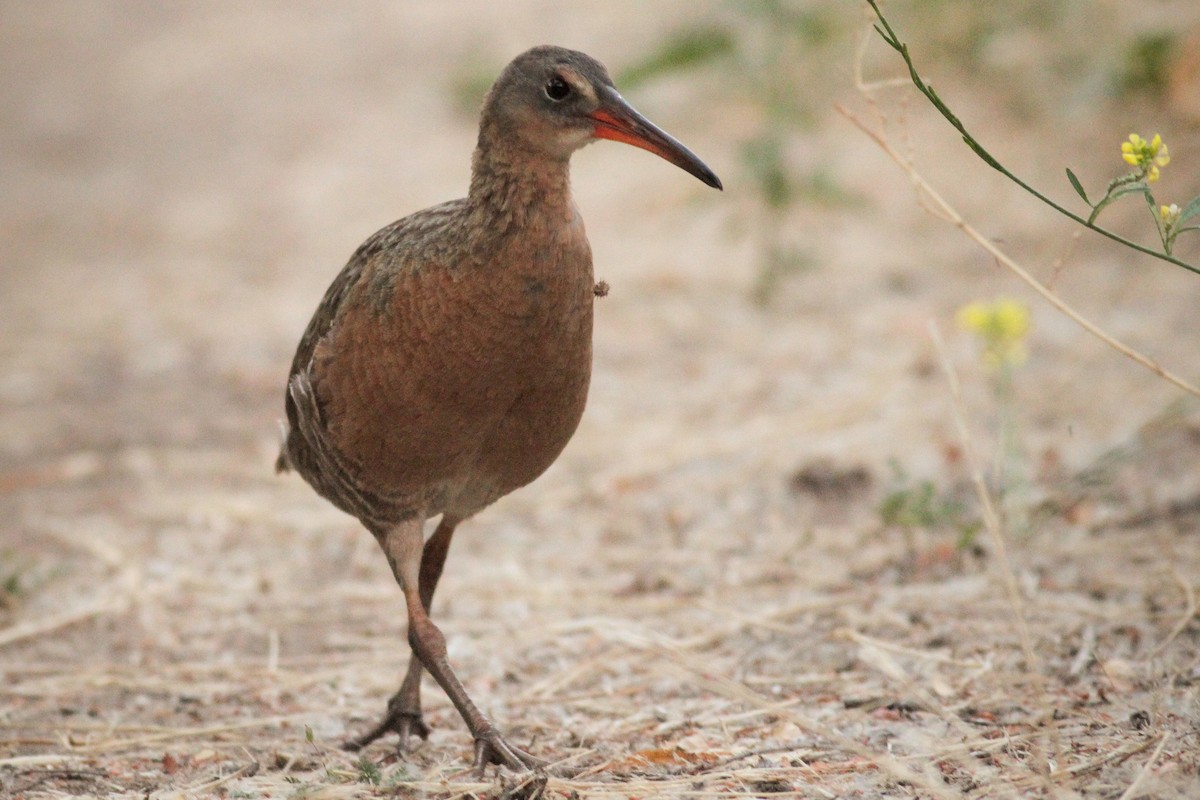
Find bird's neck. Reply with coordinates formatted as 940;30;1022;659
467;143;577;235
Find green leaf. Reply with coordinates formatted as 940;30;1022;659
1065;168;1090;205
305;724;314;743
355;757;382;785
1175;195;1200;227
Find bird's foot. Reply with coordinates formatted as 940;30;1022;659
472;729;547;775
342;698;431;753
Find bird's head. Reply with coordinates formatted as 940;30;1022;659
480;45;722;190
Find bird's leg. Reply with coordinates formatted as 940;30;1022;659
344;517;458;752
375;519;544;773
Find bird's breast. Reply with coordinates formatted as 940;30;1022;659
320;214;594;497
463;221;595;415
442;218;596;511
488;219;592;333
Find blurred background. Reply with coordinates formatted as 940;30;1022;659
3;1;1200;795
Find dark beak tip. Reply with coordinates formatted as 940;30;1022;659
591;92;723;191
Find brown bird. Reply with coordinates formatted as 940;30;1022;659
277;45;721;772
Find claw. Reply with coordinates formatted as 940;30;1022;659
472;729;547;775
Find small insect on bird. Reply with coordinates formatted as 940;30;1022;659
277;45;721;772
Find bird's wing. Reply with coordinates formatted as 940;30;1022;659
277;200;473;526
287;197;471;385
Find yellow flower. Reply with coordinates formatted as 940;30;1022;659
1121;138;1140;166
956;298;1031;367
956;301;989;332
1152;134;1170;165
1121;133;1170;181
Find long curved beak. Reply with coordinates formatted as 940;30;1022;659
589;87;722;190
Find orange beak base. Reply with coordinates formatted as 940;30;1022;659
589;93;722;190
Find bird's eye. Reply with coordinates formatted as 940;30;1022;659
544;76;571;101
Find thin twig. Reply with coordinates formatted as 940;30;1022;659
863;0;1200;276
836;102;1200;400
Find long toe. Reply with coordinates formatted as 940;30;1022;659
472;730;548;775
394;712;433;751
342;708;431;753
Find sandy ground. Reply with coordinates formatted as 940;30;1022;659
3;2;1200;798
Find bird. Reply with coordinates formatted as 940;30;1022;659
276;44;721;772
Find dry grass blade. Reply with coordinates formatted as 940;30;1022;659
1115;734;1170;800
0;602;129;649
927;322;1038;674
1149;569;1198;658
927;321;1066;796
0;521;141;649
0;754;83;768
69;716;308;752
841;628;988;668
643;649;965;799
177;758;261;794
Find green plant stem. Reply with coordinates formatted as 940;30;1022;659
866;0;1200;277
